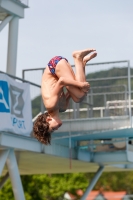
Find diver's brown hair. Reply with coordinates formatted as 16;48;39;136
33;112;51;145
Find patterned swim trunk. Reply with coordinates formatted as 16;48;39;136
48;56;68;76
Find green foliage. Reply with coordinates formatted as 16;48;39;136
1;171;133;199
32;95;42;118
0;179;14;200
21;173;88;200
0;173;88;200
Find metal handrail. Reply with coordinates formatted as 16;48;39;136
22;60;130;79
0;71;40;88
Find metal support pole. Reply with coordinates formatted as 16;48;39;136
128;61;132;127
90;89;93;117
104;94;108;117
123;85;128;115
81;166;104;200
72;101;76;119
0;150;10;175
6;17;19;76
0;16;13;32
0;172;9;189
6;149;25;200
22;70;25;80
41;97;45;113
91;89;94;117
87;94;89;117
76;103;79;118
41;69;45;113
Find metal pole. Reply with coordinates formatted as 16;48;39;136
76;103;79;118
128;61;132;127
0;16;13;32
0;172;9;189
6;17;19;76
0;150;10;175
87;94;90;117
90;89;93;117
104;94;107;117
41;69;45;113
6;149;25;200
81;166;104;200
124;85;128;115
22;70;25;80
72;101;76;119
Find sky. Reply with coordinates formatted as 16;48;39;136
0;0;133;79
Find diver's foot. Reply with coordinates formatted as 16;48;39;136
72;48;96;60
83;52;97;65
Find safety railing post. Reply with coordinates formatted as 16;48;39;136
128;61;132;127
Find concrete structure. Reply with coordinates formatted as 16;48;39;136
1;114;133;200
0;0;28;75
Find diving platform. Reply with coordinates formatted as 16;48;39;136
53;116;131;140
0;0;28;76
0;0;28;21
1;115;133;176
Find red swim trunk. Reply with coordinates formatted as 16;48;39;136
48;56;68;76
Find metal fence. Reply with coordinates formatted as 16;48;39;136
22;60;132;124
2;61;131;121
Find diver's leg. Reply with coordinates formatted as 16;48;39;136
66;49;97;101
72;48;97;82
56;59;85;99
55;49;97;101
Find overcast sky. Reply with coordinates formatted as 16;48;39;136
0;0;133;78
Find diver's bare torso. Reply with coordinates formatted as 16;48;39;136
41;66;63;111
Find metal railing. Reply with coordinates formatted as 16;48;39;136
60;87;129;119
22;60;132;123
1;71;131;121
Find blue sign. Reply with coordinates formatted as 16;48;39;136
0;81;10;113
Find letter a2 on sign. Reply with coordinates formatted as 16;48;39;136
0;80;10;113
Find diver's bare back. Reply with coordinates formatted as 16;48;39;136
41;66;61;110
